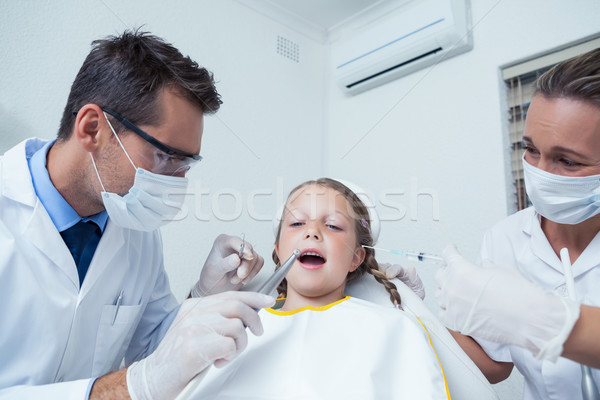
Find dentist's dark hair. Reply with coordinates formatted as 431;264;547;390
272;178;401;307
535;47;600;107
57;28;222;141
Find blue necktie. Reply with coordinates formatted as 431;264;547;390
60;220;101;285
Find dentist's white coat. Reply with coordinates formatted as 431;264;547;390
0;139;179;399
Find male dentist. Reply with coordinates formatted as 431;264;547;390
0;30;274;400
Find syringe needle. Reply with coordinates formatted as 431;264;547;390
362;245;393;253
362;245;442;263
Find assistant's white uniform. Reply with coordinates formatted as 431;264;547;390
190;296;449;400
476;206;600;400
0;139;179;399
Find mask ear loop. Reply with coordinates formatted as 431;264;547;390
103;111;137;171
89;153;106;193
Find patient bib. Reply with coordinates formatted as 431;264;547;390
189;297;449;400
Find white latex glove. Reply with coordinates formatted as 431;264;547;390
435;244;580;361
192;234;264;297
127;291;275;400
379;263;426;300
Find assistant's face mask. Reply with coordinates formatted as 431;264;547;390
522;155;600;225
89;112;189;231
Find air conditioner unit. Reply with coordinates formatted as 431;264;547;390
332;0;473;95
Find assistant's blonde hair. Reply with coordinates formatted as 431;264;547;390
272;178;401;306
535;47;600;107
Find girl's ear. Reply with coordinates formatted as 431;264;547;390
350;246;366;272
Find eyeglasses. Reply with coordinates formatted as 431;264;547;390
100;107;202;162
73;107;202;176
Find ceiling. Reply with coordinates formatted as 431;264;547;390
263;0;383;30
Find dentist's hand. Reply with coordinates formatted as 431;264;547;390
192;234;264;297
379;263;426;300
127;291;275;400
435;244;580;361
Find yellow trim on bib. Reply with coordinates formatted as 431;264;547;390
415;317;452;399
266;296;351;315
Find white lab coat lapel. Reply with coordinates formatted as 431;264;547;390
21;199;80;289
571;231;600;278
526;209;600;286
78;220;124;301
4;138;127;294
526;212;564;274
4;139;80;289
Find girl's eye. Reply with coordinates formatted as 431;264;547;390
326;224;341;231
290;222;304;227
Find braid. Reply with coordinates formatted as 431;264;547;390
363;251;402;307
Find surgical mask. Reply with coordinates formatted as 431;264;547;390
90;113;189;231
522;155;600;224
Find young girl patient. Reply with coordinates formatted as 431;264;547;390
191;178;449;399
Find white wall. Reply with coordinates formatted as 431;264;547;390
325;0;599;397
0;0;326;298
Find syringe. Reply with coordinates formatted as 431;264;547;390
362;245;443;263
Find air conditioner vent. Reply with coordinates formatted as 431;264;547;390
346;47;443;89
333;0;472;95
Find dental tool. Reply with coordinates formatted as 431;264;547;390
560;248;600;400
362;245;442;263
175;249;301;400
256;249;301;295
239;234;245;259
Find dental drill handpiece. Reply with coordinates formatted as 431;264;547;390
256;249;301;296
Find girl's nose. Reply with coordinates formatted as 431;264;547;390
304;227;320;240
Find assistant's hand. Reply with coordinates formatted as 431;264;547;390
192;234;265;296
379;263;425;300
435;244;580;361
126;291;275;400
